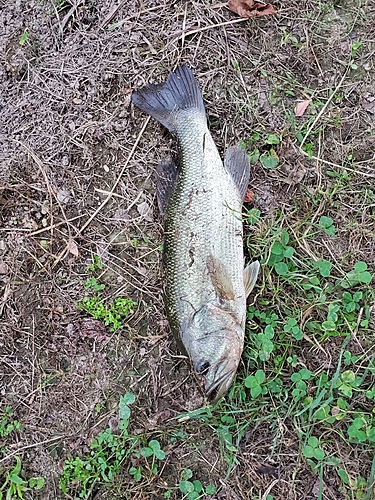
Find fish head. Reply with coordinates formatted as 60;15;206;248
186;304;245;403
203;325;243;403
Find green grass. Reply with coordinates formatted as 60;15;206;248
215;196;374;496
0;409;45;499
65;186;374;498
59;394;217;499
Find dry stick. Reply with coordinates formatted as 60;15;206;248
100;3;166;30
74;116;150;238
94;188;127;200
12;140;55;247
165;17;249;50
301;151;375;178
299;69;348;149
175;2;188;67
0;436;65;464
261;479;279;500
60;0;85;33
27;214;84;237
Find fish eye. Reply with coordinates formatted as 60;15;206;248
195;360;210;373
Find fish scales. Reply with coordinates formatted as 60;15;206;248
132;66;259;402
165;112;245;335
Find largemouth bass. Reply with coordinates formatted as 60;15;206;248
132;66;259;402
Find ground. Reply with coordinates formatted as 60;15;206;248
1;1;375;499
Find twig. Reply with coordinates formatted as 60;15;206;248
165;17;250;51
0;436;64;464
60;0;85;33
299;69;348;149
75;116;150;237
301;150;375;178
27;214;84;237
261;479;279;500
94;188;127;200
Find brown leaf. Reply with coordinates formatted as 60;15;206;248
228;0;276;18
255;465;279;477
0;261;9;275
244;189;255;203
68;239;79;257
137;201;153;222
362;93;375;114
294;100;311;117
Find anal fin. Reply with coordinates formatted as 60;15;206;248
244;260;260;298
224;145;251;200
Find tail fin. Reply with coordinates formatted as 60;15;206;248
131;65;206;132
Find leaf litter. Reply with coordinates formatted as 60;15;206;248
295;99;312;117
1;0;375;499
227;0;276;18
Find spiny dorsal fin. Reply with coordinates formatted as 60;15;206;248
244;260;260;298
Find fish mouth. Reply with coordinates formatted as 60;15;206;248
204;358;238;404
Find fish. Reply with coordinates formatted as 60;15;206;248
132;65;260;402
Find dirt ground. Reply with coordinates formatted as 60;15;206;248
1;0;375;499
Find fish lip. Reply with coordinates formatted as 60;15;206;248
205;358;237;403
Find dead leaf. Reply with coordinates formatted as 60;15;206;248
294;100;311;117
244;189;255;202
68;239;79;257
137;201;153;222
0;261;9;275
56;189;72;204
340;40;350;52
362;93;375;114
22;217;38;230
228;0;276;18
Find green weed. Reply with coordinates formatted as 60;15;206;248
88;254;103;272
19;30;29;46
59;393;167;498
177;469;216;500
76;296;136;331
0;408;20;440
0;456;45;500
76;257;137;331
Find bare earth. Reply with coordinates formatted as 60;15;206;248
1;1;375;499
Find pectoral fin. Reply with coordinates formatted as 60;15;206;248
244;260;260;298
207;254;235;301
224;145;251;200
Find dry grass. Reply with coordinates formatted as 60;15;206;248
1;0;375;499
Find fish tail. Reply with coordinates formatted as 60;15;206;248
131;65;206;132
